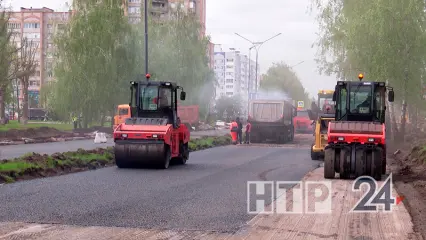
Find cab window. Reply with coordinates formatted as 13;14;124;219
118;108;129;115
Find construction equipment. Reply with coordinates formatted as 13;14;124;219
311;113;334;160
113;104;131;130
317;90;335;113
113;75;190;169
294;109;312;133
248;99;297;143
324;73;395;180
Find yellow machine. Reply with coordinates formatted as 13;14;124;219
317;90;334;111
311;113;334;160
113;104;131;130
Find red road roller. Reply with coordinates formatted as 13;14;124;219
113;75;190;169
324;73;395;180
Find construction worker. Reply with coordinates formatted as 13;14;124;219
230;120;238;144
236;117;243;144
158;88;171;108
72;115;78;129
245;121;251;144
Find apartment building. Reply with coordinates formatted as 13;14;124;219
124;0;213;69
213;45;259;116
125;0;205;30
7;7;71;108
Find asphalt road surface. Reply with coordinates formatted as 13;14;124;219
0;138;319;233
0;129;228;160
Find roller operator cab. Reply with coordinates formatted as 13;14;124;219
318;90;335;113
324;74;395;180
113;76;190;169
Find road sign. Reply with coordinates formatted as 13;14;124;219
297;101;304;108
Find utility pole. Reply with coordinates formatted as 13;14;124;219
234;33;281;92
144;0;149;78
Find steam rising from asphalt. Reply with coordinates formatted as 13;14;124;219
255;89;292;101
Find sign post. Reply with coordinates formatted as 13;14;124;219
297;101;304;108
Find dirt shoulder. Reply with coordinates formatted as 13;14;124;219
388;131;426;239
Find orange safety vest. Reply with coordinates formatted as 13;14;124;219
230;121;238;132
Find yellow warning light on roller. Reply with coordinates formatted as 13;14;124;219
358;73;364;80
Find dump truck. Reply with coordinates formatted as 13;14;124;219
324;73;395;180
177;105;199;130
113;74;190;169
247;99;297;143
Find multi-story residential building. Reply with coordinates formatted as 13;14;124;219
124;0;213;69
213;45;259;116
7;7;71;108
124;0;205;29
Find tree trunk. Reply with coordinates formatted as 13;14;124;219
20;77;29;124
100;114;105;127
0;87;5;125
389;101;399;141
400;100;407;141
111;104;116;128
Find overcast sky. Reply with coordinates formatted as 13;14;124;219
5;0;338;97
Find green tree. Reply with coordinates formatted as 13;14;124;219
0;2;20;124
51;0;136;127
134;0;215;117
259;62;310;103
311;0;426;138
215;95;243;122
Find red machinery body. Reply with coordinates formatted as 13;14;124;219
177;105;199;129
114;122;190;158
293;110;312;133
327;121;385;145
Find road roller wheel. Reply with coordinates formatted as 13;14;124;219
311;144;320;160
324;148;335;179
370;150;383;181
159;146;171;169
382;155;387;174
339;148;351;179
355;149;366;178
175;142;189;165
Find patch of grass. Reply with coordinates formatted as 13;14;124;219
0;120;73;131
0;161;36;172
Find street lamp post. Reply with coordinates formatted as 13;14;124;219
144;0;149;76
235;33;281;92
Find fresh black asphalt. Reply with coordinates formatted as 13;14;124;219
0;143;320;232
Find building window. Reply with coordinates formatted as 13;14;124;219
24;23;40;28
23;32;40;39
29;80;39;86
128;0;140;2
7;23;20;29
128;6;140;13
226;79;233;83
226;85;233;89
226;58;233;62
226;65;233;69
47;71;53;77
226;72;233;76
226;92;233;96
31;70;40;77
